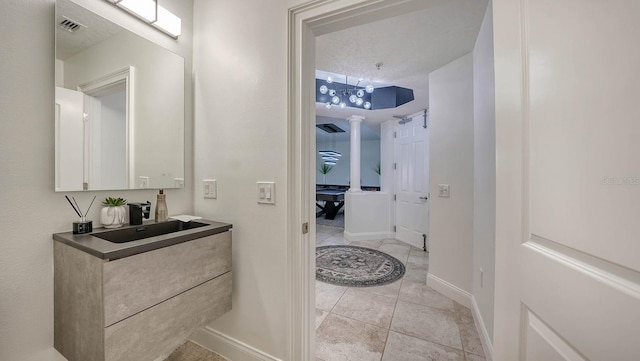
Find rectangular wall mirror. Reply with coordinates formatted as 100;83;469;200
55;0;185;192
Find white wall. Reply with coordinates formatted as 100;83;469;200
344;192;392;241
192;0;290;359
0;0;194;360
428;53;475;294
472;1;496;343
316;139;381;187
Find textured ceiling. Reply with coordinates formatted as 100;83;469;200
56;0;123;60
315;0;489;129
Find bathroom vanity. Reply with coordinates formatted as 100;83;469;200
53;219;232;361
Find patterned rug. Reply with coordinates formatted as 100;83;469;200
316;245;405;287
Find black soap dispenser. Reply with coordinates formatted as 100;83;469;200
155;189;168;222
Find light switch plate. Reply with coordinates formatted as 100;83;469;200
438;184;450;198
203;179;217;199
257;182;276;204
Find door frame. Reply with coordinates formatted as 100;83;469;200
287;1;457;360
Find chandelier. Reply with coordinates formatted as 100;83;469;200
319;150;342;165
318;75;374;110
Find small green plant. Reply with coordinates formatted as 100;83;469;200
319;164;333;174
374;163;381;175
102;197;127;207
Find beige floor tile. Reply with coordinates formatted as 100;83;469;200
316;308;329;329
453;303;484;357
398;281;454;311
348;240;384;249
409;246;428;256
381;239;409;246
357;279;402;299
384;251;408;264
381;331;465;361
332;288;397;329
402;265;428;284
378;243;411;256
407;253;429;266
465;353;486;361
316;281;348;311
164;341;228;361
316;313;388;361
317;225;344;235
316;232;333;243
391;301;462;350
317;235;348;247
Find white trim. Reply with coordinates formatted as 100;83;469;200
426;273;472;308
191;327;282;361
471;296;495;361
343;230;392;242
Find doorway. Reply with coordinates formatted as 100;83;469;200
288;1;487;360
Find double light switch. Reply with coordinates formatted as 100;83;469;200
257;182;275;204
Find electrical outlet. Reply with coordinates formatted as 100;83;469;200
203;179;217;199
139;176;149;188
438;184;450;197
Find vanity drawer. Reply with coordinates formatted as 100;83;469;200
104;272;232;361
103;231;231;326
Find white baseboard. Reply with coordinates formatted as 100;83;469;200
426;273;472;308
191;327;282;361
470;296;494;361
344;230;392;242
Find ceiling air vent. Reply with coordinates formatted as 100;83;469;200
316;123;345;133
57;17;87;33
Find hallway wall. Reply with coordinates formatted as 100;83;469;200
192;0;290;359
472;0;496;344
428;53;475;294
0;1;194;360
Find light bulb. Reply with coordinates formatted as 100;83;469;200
349;95;357;103
339;102;346;108
326;76;333;84
364;102;372;110
329;89;336;96
319;85;328;94
325;102;332;109
355;98;364;106
332;96;340;105
366;84;375;93
357;89;365;98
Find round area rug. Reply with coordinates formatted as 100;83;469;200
316;245;405;287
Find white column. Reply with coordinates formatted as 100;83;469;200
348;115;364;192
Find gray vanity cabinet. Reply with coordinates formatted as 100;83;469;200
54;231;232;361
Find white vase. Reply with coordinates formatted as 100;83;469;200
100;205;127;228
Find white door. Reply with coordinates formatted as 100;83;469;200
394;112;429;250
494;0;640;360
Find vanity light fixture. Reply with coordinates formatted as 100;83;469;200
106;0;181;39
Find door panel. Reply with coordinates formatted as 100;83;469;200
395;115;429;249
494;0;640;359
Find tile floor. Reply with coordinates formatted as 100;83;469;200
316;224;486;361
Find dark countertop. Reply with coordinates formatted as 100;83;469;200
53;219;232;260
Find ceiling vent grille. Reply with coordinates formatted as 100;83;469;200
316;123;345;133
57;17;86;33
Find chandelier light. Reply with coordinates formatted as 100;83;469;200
319;150;342;165
318;75;374;110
